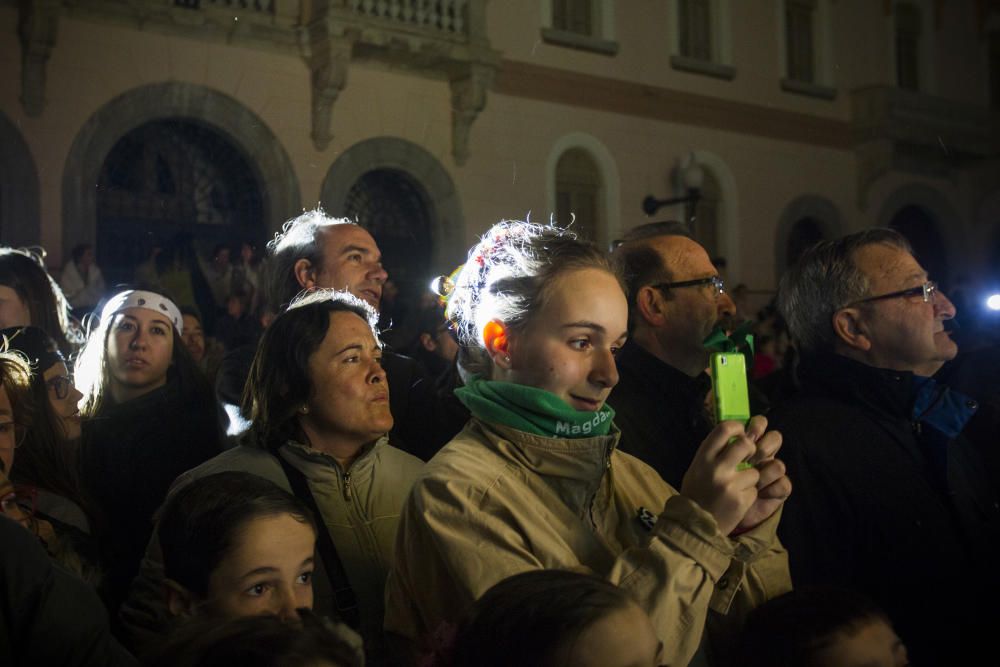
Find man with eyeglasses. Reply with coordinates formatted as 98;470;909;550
768;228;1000;666
607;221;738;489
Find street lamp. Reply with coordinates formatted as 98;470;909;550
641;157;704;220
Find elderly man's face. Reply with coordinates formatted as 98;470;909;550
851;243;957;377
311;226;388;309
647;236;736;375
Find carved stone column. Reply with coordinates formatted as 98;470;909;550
302;15;354;152
18;0;61;117
450;61;495;166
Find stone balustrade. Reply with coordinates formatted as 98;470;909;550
347;0;468;37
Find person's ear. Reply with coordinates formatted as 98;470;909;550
293;258;317;290
636;285;668;327
832;307;872;352
165;580;198;618
483;320;512;370
419;332;437;353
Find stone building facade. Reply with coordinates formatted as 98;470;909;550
1;0;998;305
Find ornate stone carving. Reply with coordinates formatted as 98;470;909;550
18;0;61;117
450;62;494;166
302;18;354;152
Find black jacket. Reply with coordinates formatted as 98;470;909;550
768;353;1000;666
81;376;221;616
606;340;713;489
0;516;137;667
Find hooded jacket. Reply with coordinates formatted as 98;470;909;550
384;418;791;667
120;436;422;665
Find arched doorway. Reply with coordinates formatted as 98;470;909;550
0;111;40;248
63;83;300;268
96;120;265;286
889;204;948;286
785;217;826;268
343;168;433;303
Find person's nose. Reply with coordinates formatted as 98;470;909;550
717;290;737;319
271;586;300;622
369;261;388;284
70;386;83;404
368;355;388;385
128;328;147;349
590;346;619;389
934;289;957;320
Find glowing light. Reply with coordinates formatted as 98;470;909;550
987;294;1000;311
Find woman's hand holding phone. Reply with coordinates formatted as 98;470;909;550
680;416;791;536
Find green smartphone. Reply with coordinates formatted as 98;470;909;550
710;352;753;470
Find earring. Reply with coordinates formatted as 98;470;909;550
299;405;309;415
503;355;511;364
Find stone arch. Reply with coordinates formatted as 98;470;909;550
0;111;41;248
546;132;621;248
774;194;842;281
62;82;300;259
320;137;464;272
876;183;960;283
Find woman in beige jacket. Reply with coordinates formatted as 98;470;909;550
385;221;793;667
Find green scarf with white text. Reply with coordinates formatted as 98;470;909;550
454;376;615;439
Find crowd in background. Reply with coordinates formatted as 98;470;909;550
0;210;998;667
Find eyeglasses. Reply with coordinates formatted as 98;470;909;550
651;275;726;295
0;420;26;449
45;375;74;400
854;281;938;306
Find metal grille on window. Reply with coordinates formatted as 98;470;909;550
343;169;432;305
96;120;263;286
895;4;921;91
553;0;594;36
679;0;712;61
785;0;815;83
555;148;601;244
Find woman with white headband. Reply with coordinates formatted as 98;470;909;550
75;289;221;615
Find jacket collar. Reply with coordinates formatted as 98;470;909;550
279;435;388;484
615;339;711;403
798;352;918;419
472;419;618;516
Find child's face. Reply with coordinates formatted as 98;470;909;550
812;619;909;667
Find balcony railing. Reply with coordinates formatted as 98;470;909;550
347;0;468;37
174;0;274;12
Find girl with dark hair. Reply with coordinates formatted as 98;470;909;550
433;570;662;667
385;221;792;666
0;247;84;357
2;325;101;584
157;471;317;621
76;289;221;614
122;289;422;666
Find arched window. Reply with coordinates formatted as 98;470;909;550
785;217;826;268
555;148;602;243
691;169;721;260
96;120;264;286
890;204;947;283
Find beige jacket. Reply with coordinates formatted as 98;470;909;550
121;437;422;664
384;419;790;667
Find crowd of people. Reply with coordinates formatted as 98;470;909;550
0;210;998;667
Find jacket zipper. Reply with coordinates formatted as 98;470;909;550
342;471;352;501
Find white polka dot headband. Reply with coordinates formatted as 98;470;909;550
100;290;183;334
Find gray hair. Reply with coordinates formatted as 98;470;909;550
445;220;614;378
264;208;358;313
777;228;912;355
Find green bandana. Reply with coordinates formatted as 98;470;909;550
703;321;756;357
455;376;615;439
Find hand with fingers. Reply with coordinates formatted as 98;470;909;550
680;418;762;536
680;415;791;536
733;417;791;533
